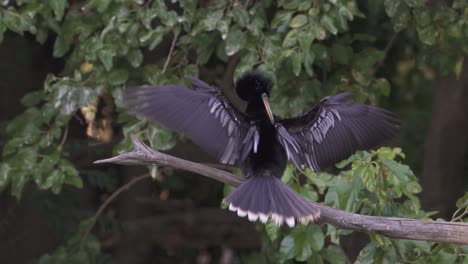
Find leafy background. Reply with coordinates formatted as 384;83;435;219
0;0;467;263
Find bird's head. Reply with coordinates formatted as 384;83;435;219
235;71;272;101
235;71;274;123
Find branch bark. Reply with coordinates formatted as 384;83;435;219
95;135;468;245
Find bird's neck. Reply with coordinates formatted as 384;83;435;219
246;99;271;123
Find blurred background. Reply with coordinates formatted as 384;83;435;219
0;0;467;263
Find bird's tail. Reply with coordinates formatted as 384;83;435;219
223;175;320;227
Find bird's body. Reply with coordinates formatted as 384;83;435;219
125;71;399;226
241;120;286;176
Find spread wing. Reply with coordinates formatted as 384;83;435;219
276;92;400;171
124;77;259;165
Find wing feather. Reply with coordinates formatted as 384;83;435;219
125;77;258;165
276;93;399;171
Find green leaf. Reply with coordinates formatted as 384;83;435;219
84;0;111;13
289;14;308;28
413;7;431;27
278;235;295;262
98;49;115;71
225;27;246;56
322;245;346;264
127;49;143;68
271;11;293;28
215;17;229;41
21;91;46;107
304;172;333;194
282;29;297;48
61;159;82;189
356;163;376;192
291;50;302;76
305;225;324;251
200;9;223;31
49;0;67;20
392;5;411;32
281;164;295;183
282;0;301;10
321;15;337;35
281;225;324;262
456;192;468;208
432;250;457;264
384;0;400;17
406;0;426;7
0;163;11;192
232;5;249;27
2;9;36;35
107;69;129;85
372;78;391;96
265;221;279;241
380;159;412;184
417;26;438;45
356;242;378;263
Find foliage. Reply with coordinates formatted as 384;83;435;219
0;0;467;262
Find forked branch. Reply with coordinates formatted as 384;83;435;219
95;135;468;245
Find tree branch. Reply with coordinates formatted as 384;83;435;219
95;135;468;245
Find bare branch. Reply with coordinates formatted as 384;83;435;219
94;135;244;187
95;135;468;245
162;31;179;74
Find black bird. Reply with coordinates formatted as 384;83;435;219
125;71;399;227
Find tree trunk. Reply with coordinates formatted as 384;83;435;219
420;66;468;218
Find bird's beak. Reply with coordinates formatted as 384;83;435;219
262;93;275;124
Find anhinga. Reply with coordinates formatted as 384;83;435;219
125;71;399;227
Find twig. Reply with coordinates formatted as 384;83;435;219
79;173;151;249
59;125;69;148
162;32;179;74
94;135;243;187
94;173;151;220
375;32;399;71
94;135;468;245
